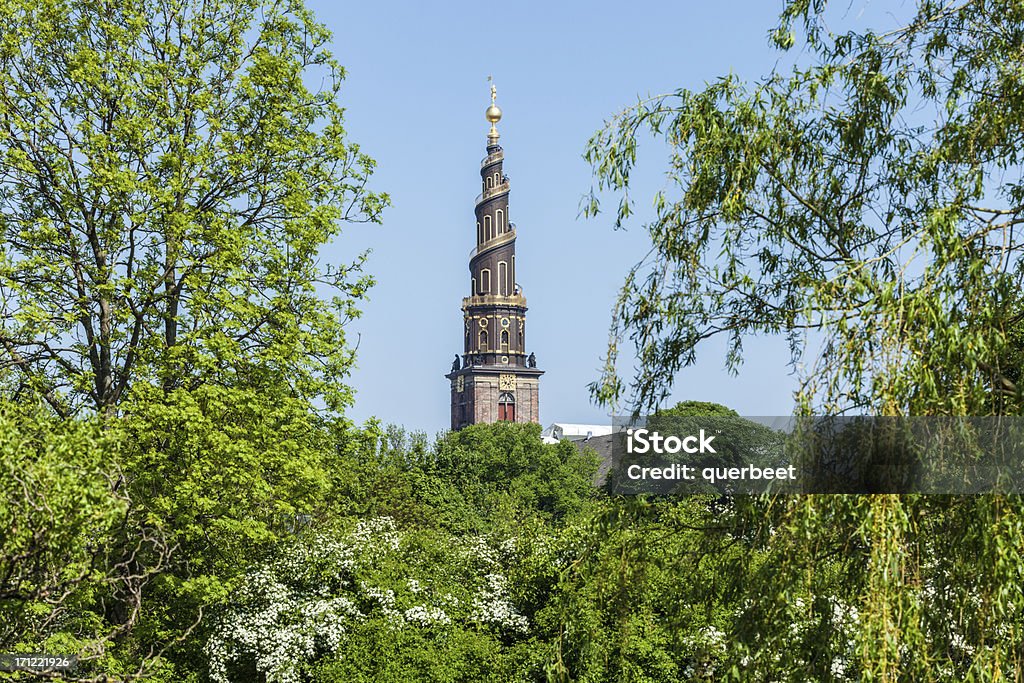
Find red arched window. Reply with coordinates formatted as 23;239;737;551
498;392;515;422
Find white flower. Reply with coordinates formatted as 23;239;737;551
403;605;451;626
468;573;529;633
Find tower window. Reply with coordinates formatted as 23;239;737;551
496;208;504;233
480;268;491;294
498;391;515;422
479;329;488;351
484;215;492;241
500;329;509;350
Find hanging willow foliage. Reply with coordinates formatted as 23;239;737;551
584;0;1024;418
583;2;1024;680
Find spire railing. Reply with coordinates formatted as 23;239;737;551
475;180;510;205
480;150;504;166
468;228;516;260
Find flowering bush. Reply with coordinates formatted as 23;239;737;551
205;517;534;682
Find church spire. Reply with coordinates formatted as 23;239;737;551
445;82;543;429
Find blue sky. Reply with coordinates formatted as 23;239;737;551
309;1;863;434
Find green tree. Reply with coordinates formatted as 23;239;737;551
430;423;600;527
0;400;177;679
0;0;387;416
332;422;600;533
541;496;743;683
985;308;1024;414
584;3;1024;680
585;0;1024;418
0;0;387;677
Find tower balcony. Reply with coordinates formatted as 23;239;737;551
480;150;504;166
474;180;510;205
469;228;516;260
462;292;527;309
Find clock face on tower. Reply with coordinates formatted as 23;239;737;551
456;375;465;393
499;373;516;391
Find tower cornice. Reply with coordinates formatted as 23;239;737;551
462;293;528;309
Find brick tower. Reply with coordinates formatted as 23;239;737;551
446;82;543;429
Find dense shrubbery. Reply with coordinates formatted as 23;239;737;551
0;397;750;681
6;397;1024;681
189;415;753;682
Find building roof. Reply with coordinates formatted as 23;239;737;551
540;422;613;443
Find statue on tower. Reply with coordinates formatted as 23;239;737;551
451;354;461;372
485;76;502;141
